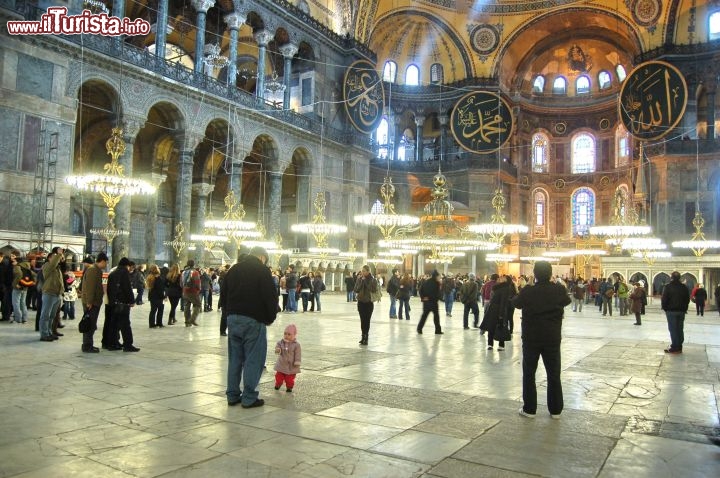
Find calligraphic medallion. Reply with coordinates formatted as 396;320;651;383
618;60;687;141
450;91;513;153
343;60;385;134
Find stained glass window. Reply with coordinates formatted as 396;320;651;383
430;63;444;84
532;133;549;172
615;124;630;167
534;189;547;236
383;61;397;83
572;187;595;236
572;132;595;173
405;64;419;86
376;118;389;159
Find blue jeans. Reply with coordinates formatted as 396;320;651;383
301;291;311;311
314;291;321;311
389;295;397;317
346;290;353;302
11;289;27;322
287;290;297;312
665;311;685;351
226;314;267;405
39;293;61;337
444;291;455;315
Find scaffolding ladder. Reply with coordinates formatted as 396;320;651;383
30;128;58;254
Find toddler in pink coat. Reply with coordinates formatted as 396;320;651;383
274;324;301;392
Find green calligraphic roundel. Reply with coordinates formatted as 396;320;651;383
450;91;514;153
343;60;385;134
618;60;687;141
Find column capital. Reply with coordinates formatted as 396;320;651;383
120;116;145;141
254;29;274;47
148;172;167;185
190;0;215;14
414;115;425;126
224;12;246;30
438;114;449;126
192;182;215;197
279;43;299;59
174;132;204;152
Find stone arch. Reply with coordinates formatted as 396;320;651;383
652;271;671;296
74;79;121;172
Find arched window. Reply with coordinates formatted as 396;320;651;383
576;75;590;94
370;199;384;214
598;70;612;89
552;77;567;95
531;132;549;172
710;12;720;40
71;210;84;235
572;132;596;173
383;61;397;83
430;63;444;84
572;187;595;236
405;64;419;86
376;118;389;159
616;65;627;82
533;75;545;93
615;124;631;167
533;189;548;236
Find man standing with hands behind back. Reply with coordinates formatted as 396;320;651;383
661;271;691;354
512;261;571;419
80;252;108;353
221;247;278;408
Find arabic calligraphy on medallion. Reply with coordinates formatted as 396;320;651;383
343;60;385;134
618;60;687;141
450;91;513;153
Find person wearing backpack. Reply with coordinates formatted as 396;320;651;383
182;260;201;327
11;256;36;324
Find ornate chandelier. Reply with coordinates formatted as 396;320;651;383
589;187;650;249
265;71;286;93
205;190;259;247
467;189;528;244
66;126;156;242
672;211;720;256
291;192;348;254
354;176;420;239
163;222;191;256
203;43;229;69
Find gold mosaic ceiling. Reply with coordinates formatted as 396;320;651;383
342;0;700;86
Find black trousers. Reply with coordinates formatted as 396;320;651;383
417;300;441;333
82;305;101;347
102;304;120;347
149;300;165;327
463;302;479;328
113;304;134;349
357;301;374;337
522;342;563;415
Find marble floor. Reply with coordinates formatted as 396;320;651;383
0;294;718;477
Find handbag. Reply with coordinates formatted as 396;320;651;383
494;318;511;342
78;309;91;333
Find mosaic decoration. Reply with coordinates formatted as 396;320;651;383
567;44;592;73
450;91;513;153
468;24;502;62
618;60;687;141
343;60;385;134
627;0;662;33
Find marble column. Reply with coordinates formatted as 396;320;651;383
279;43;298;109
145;173;166;266
268;171;283;237
191;0;215;74
112;117;144;265
438;114;449;161
706;90;716;139
471;253;477;276
174;135;201;264
112;0;124;47
254;29;274;100
154;0;169;59
224;12;245;87
414;115;425;162
393;115;402;162
192;182;215;233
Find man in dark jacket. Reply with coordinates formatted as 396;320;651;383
417;270;443;335
106;257;138;352
285;265;298;312
220;247;278;408
386;269;401;319
661;271;691;354
80;252;108;353
512;261;571;419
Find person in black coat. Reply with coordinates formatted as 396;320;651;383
661;271;691;354
480;276;516;350
693;284;708;317
106;257;138;352
417;270;443;335
512;261;571;419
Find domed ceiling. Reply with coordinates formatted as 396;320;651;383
343;0;698;88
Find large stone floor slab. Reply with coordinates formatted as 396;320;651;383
0;295;718;477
